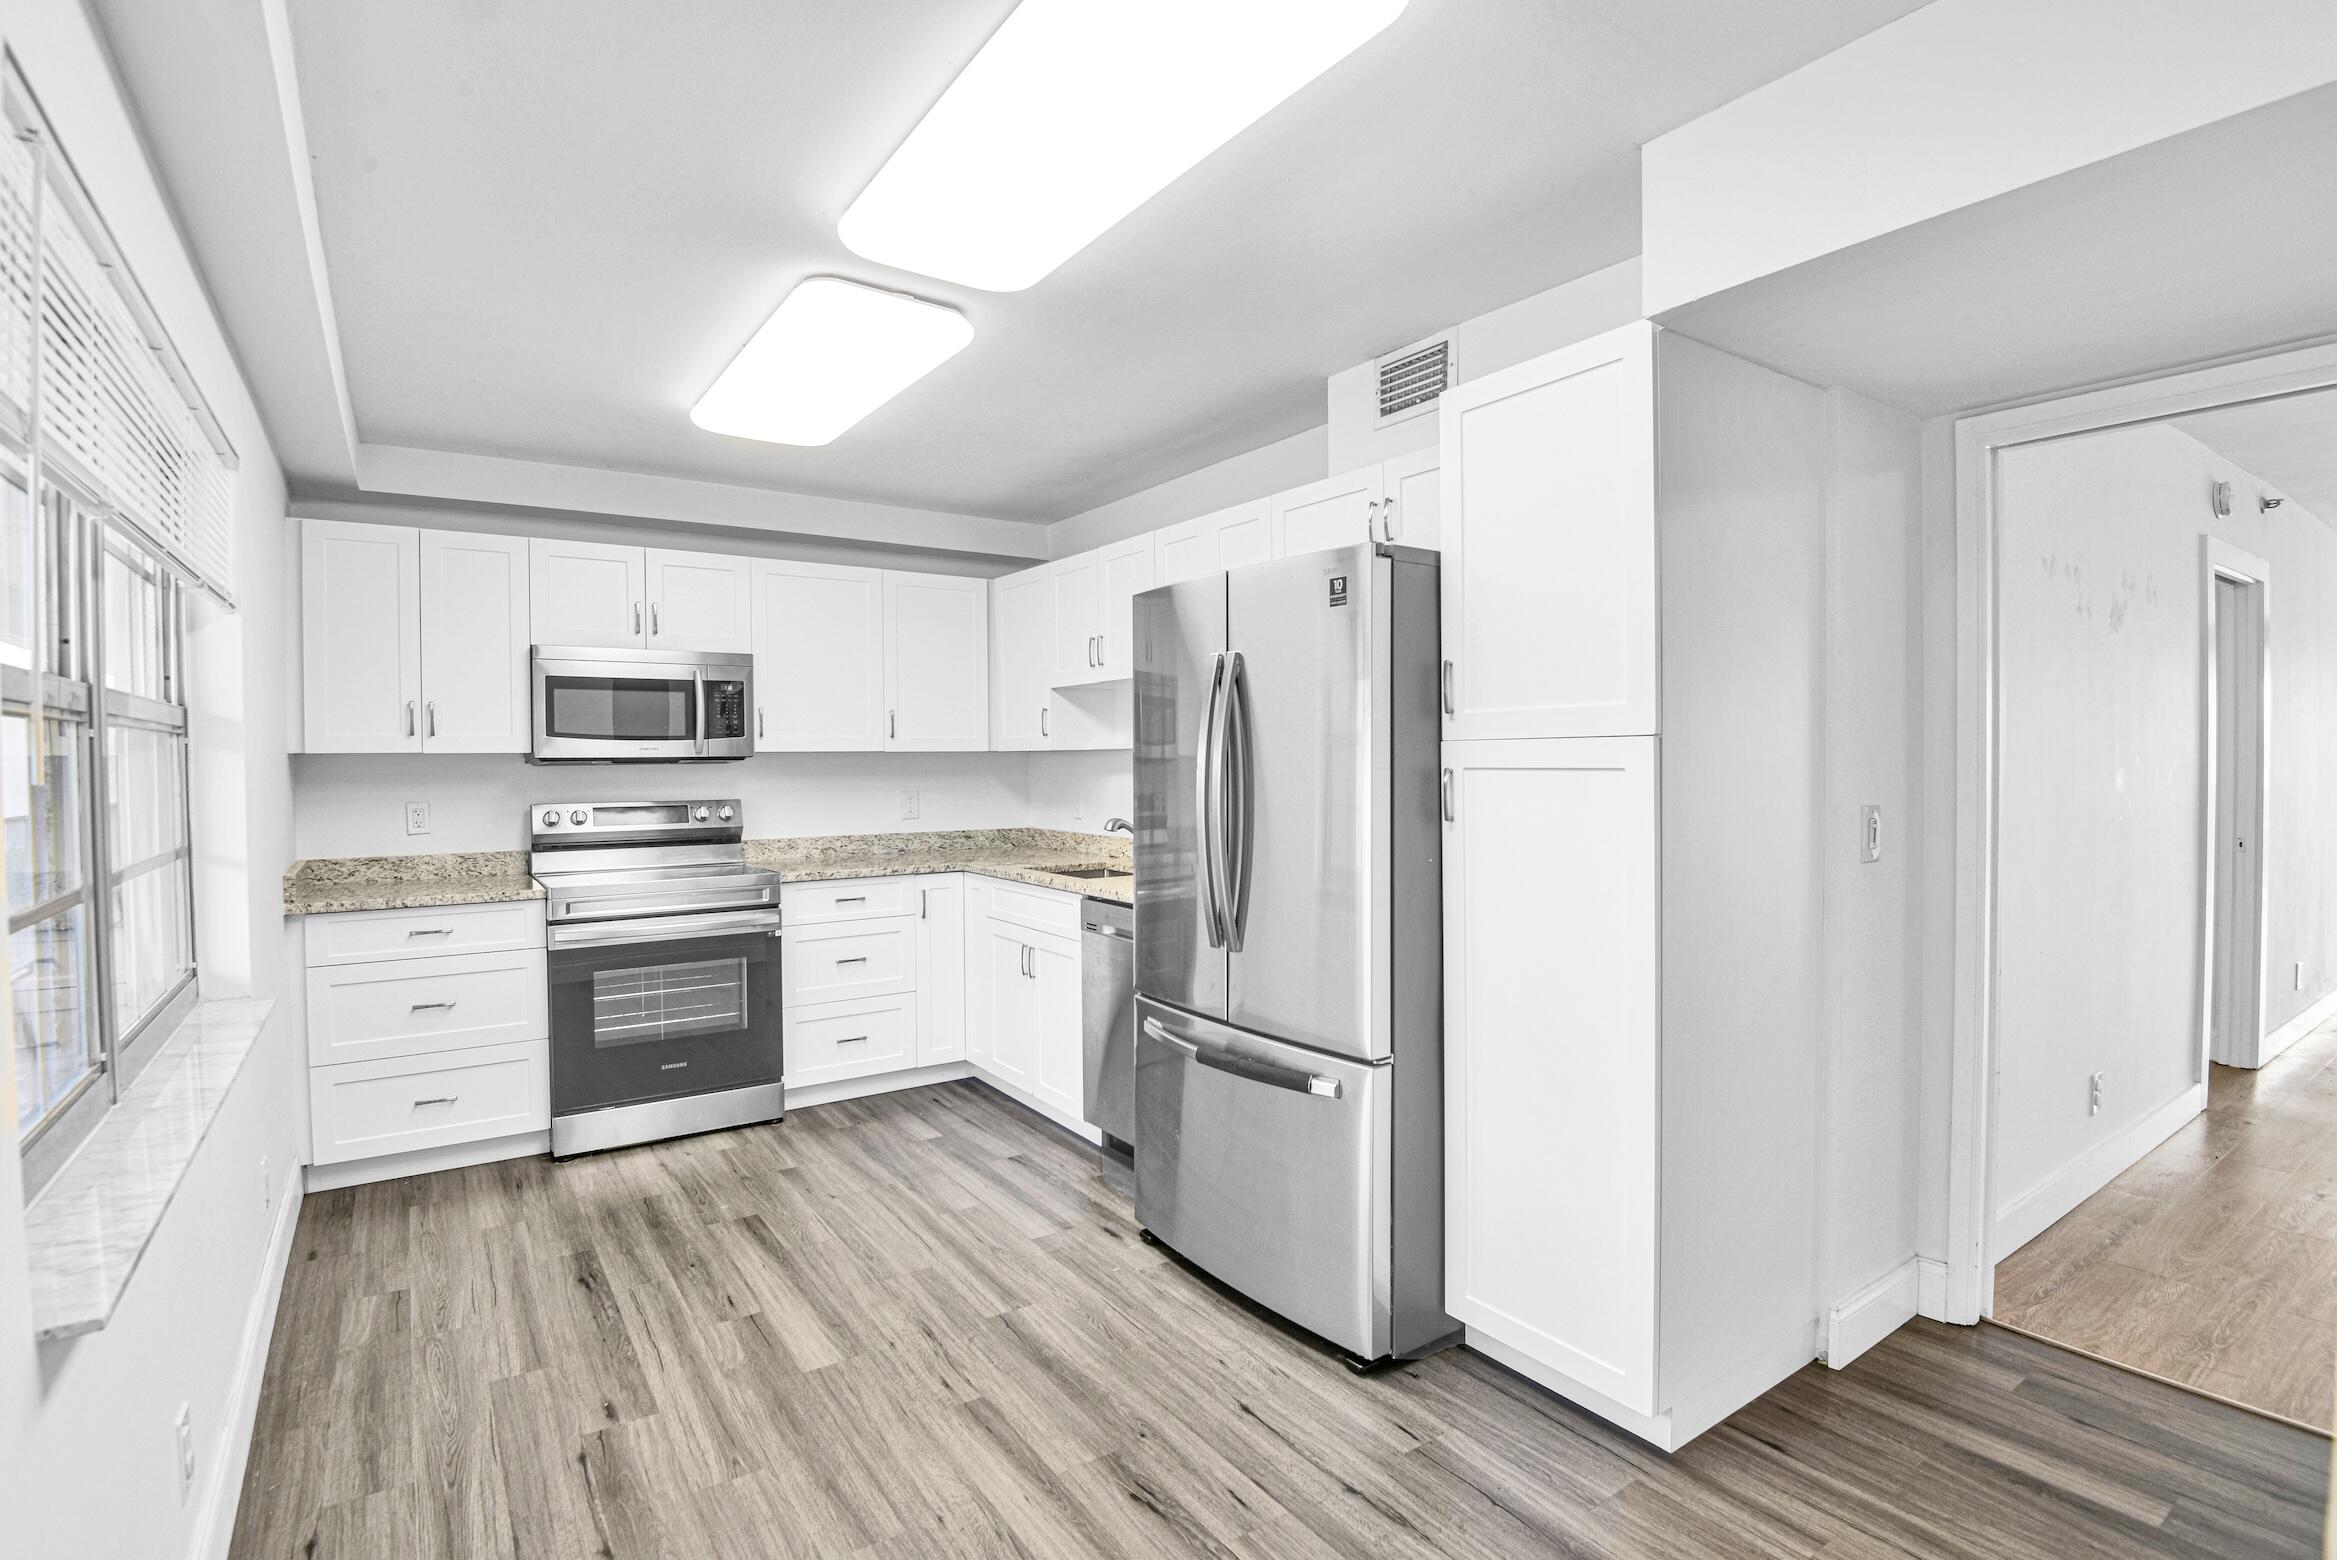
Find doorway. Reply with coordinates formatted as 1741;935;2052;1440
2207;556;2267;1068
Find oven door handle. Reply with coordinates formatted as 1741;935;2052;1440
547;910;782;949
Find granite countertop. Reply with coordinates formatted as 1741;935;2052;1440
283;829;1133;915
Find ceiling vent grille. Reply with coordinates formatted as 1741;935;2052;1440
1375;331;1454;428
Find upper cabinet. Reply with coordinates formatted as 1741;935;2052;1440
529;538;749;653
751;560;886;751
1380;446;1442;550
302;520;528;754
1158;500;1272;585
1272;466;1382;559
883;571;989;751
1048;550;1102;687
991;565;1052;751
1439;320;1658;742
1092;533;1157;681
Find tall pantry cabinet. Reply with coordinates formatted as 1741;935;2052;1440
1437;321;1828;1449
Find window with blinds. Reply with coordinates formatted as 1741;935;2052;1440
1;67;236;600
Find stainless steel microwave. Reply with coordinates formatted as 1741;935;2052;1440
530;646;753;763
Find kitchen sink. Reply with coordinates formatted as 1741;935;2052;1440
1053;866;1133;880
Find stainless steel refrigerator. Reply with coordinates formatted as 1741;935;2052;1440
1131;542;1454;1363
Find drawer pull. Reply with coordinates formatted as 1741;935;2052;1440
834;895;867;904
406;927;456;938
412;1095;459;1107
835;956;869;966
410;1000;460;1012
836;1035;869;1045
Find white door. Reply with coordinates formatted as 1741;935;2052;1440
301;519;421;753
646;548;753;653
752;560;885;750
2210;569;2267;1067
529;537;646;649
1443;735;1659;1414
1381;446;1441;550
1028;932;1084;1119
419;530;530;753
972;920;1037;1090
1440;321;1658;741
917;875;966;1065
990;566;1052;751
1094;533;1158;679
884;571;988;751
1050;550;1104;687
1272;466;1383;559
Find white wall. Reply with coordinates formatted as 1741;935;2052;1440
0;5;301;1560
1992;421;2337;1234
1027;750;1136;836
1641;0;2337;314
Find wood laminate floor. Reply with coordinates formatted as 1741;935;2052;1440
229;1080;2329;1560
1995;1017;2337;1430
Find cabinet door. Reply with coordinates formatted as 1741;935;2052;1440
529;537;646;649
1050;550;1103;687
1094;533;1157;680
1381;446;1441;551
1216;504;1274;572
646;547;753;653
752;561;885;750
419;530;530;753
989;566;1052;751
1272;466;1382;559
972;920;1037;1091
962;879;994;1068
884;571;989;751
302;519;421;753
1158;500;1269;585
1443;736;1659;1414
916;876;966;1065
1440;320;1657;741
1027;932;1084;1120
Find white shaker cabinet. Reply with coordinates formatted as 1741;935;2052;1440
990;565;1053;750
1439;320;1658;741
1379;446;1442;550
961;881;1084;1124
1271;465;1383;559
751;560;886;750
529;536;647;649
1049;550;1103;687
1092;532;1157;680
418;530;531;753
1026;933;1084;1121
1158;499;1272;585
916;876;966;1065
883;571;989;751
301;519;422;753
645;547;752;653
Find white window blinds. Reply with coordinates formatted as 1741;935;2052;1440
1;70;237;601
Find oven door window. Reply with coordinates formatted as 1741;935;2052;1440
542;675;697;742
592;957;746;1047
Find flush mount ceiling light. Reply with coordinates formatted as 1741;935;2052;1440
691;276;974;446
839;0;1409;292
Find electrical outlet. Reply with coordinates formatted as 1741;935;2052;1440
1859;805;1883;864
404;801;431;836
174;1404;194;1503
898;790;920;821
2088;1071;2104;1117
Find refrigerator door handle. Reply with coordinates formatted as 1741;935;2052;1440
1196;651;1228;948
1141;1016;1341;1099
1221;650;1253;952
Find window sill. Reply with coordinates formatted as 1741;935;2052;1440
23;995;276;1343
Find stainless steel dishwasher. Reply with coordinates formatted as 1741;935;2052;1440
1081;897;1136;1145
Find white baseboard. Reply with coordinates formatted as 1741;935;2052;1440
1992;1083;2205;1259
1915;1257;1949;1321
192;1167;303;1560
2255;985;2337;1068
1466;1319;1814;1452
785;1062;973;1110
1823;1259;1920;1369
305;1129;549;1191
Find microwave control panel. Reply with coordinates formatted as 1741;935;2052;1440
706;679;747;739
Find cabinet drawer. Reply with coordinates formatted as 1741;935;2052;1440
783;878;917;925
985;879;1080;938
305;948;547;1067
781;917;916;1005
784;994;916;1087
304;900;546;967
309;1041;547;1166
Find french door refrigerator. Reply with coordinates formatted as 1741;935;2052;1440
1132;541;1454;1363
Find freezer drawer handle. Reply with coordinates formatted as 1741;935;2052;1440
1141;1017;1342;1099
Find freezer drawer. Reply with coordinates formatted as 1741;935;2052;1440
1133;997;1390;1358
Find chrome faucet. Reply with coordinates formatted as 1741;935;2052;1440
1104;817;1134;836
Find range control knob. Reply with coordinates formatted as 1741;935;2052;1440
540;809;559;827
569;809;588;826
717;805;734;822
693;805;711;822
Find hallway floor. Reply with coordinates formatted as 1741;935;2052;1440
1994;1015;2337;1430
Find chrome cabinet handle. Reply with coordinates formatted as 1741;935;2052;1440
1440;659;1455;716
919;888;928;920
837;1035;869;1045
634;601;643;635
835;955;869;965
410;1000;458;1012
834;895;866;904
888;709;896;739
651;601;661;636
1040;706;1049;739
425;700;437;737
406;927;455;938
1365;499;1382;545
1441;768;1455;823
1380;497;1397;543
757;706;765;739
1141;1016;1341;1098
405;700;416;737
412;1095;458;1107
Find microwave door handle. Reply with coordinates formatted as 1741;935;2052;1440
693;669;707;757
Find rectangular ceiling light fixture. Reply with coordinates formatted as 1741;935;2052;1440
692;276;973;446
840;0;1408;292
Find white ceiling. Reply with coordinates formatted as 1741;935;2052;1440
227;0;1924;524
2175;389;2337;526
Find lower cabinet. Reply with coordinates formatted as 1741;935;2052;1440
916;876;966;1065
310;1040;549;1167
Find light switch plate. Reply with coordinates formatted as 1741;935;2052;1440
898;790;920;821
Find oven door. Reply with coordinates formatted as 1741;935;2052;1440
533;653;704;761
547;917;784;1119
